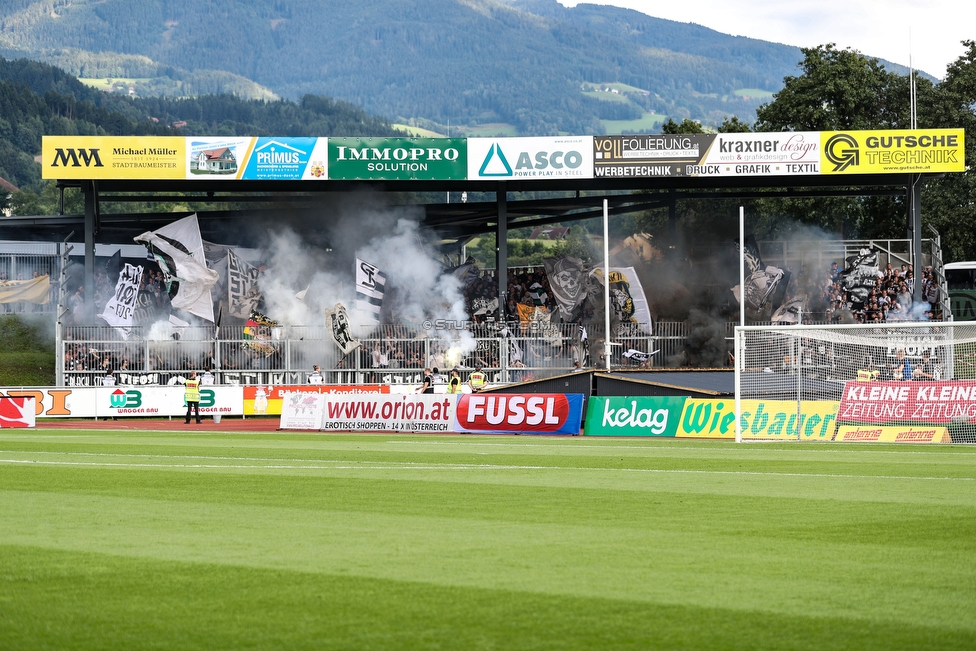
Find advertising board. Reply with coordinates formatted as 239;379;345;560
678;399;838;440
278;391;329;430
838;380;976;424
689;132;821;177
0;396;36;428
244;384;388;416
583;396;684;436
453;393;584;435
468;137;593;180
834;425;951;443
319;394;456;432
0;387;242;418
42;136;186;180
328;138;466;180
820;129;965;174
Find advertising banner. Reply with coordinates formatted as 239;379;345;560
320;394;456;432
583;396;684;437
244;384;389;416
0;387;242;418
0;396;36;428
820;129;964;174
187;137;253;179
468;137;593;180
687;132;821;177
838;380;976;425
593;134;713;178
279;391;329;430
835;425;951;443
328;138;466;180
42;136;186;180
676;399;839;440
453;393;584;435
240;136;326;180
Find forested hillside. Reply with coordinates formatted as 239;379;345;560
0;0;823;134
0;57;401;194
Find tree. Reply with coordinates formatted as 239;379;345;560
751;45;934;239
661;118;706;134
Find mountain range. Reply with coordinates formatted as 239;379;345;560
0;0;913;136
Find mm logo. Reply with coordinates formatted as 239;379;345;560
110;389;141;408
51;148;104;168
825;134;859;172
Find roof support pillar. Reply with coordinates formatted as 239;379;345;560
83;181;98;311
496;183;507;324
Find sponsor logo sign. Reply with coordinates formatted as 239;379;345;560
279;391;328;430
838;380;976;424
584;396;683;436
0;387;243;418
835;425;951;443
187;137;253;178
244;384;388;416
594;134;712;178
821;129;964;174
320;394;456;432
453;393;584;435
0;396;36;428
42;136;186;180
468;137;593;180
687;132;821;177
328;138;466;180
676;399;838;440
240;137;323;180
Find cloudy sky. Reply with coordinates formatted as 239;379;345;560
558;0;971;79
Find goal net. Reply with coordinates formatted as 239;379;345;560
734;322;976;443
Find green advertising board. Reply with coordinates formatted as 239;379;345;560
328;137;467;180
584;396;685;437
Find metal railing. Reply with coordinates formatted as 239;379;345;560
60;321;730;387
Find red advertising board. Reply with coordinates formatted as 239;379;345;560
838;381;976;424
0;396;36;428
453;393;584;434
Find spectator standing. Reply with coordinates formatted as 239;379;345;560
308;365;324;385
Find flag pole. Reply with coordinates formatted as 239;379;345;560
603;198;612;372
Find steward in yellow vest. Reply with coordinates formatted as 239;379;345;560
856;368;879;382
468;368;486;392
184;372;201;424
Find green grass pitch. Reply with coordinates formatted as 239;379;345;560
2;430;975;650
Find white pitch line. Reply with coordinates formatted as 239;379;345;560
1;457;973;481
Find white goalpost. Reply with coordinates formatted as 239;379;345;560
734;322;976;443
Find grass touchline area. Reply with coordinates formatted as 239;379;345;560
3;430;975;650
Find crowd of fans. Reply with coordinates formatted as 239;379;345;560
819;261;942;324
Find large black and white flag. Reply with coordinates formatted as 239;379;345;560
134;214;218;322
99;262;143;339
622;348;659;364
325;303;361;356
544;256;587;321
355;258;386;322
732;235;790;313
227;249;262;318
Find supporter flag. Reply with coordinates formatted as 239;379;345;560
450;261;479;284
839;247;881;304
590;266;653;335
544;256;587;320
622;348;659;363
99;262;144;339
227;249;262;318
242;309;278;355
732;235;790;312
528;282;548;306
325;303;361;356
134;214;218;322
355;258;386;322
771;296;807;324
0;274;51;304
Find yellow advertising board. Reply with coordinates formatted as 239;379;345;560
42;136;186;180
820;129;964;175
676;399;839;440
834;425;951;443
